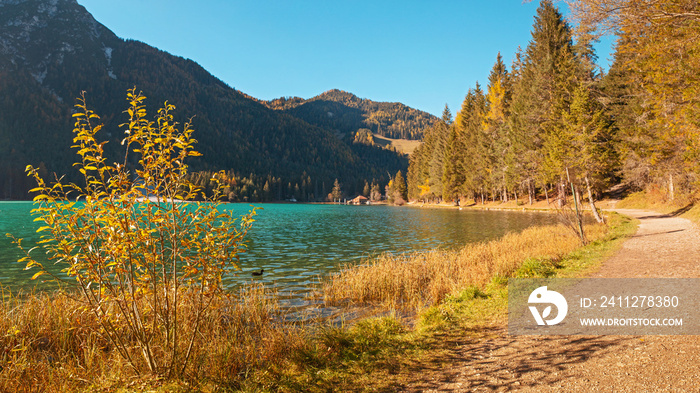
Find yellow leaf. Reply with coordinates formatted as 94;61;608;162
31;271;46;280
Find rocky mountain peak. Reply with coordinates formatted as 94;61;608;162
0;0;118;78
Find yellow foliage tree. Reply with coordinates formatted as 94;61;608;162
13;89;257;378
567;0;700;193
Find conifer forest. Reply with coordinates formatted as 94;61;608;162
408;0;700;207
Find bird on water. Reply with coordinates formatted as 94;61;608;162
252;269;264;276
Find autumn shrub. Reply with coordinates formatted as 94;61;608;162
11;89;257;378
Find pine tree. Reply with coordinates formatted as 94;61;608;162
485;53;510;126
449;84;489;203
441;104;454;126
427;119;450;200
441;126;462;202
484;53;512;202
394;170;408;202
508;0;582;203
563;83;616;221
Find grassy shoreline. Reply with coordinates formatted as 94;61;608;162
0;212;637;392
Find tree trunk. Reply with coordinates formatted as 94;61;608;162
514;188;518;206
585;176;605;223
558;177;566;208
544;183;549;205
566;168;586;245
669;173;674;201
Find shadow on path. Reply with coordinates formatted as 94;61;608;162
396;327;632;392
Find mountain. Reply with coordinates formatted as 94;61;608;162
264;89;437;140
0;0;420;200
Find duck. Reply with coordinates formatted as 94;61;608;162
251;269;264;276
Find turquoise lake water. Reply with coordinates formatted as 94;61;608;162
0;202;558;298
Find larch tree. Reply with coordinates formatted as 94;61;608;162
568;0;700;197
331;178;342;202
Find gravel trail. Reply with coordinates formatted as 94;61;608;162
401;209;700;392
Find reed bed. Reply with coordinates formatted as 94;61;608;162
322;222;609;311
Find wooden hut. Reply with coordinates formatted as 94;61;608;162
349;195;369;205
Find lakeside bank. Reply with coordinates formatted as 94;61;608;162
0;207;635;392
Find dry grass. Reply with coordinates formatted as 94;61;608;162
372;134;422;155
614;189;700;226
321;222;609;311
0;284;306;392
0;290;108;392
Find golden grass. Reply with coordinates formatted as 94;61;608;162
321;222;609;311
615;189;695;211
372;134;422;155
0;284;306;392
615;190;700;224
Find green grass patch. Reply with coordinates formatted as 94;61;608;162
506;212;637;280
514;257;560;278
412;212;636;340
553;212;638;278
251;316;419;392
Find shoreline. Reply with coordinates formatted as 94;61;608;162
0;212;628;391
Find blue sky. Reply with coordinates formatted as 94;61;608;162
78;0;615;117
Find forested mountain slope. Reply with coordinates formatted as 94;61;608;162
0;0;411;200
265;89;437;140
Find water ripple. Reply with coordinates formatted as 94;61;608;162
0;202;558;299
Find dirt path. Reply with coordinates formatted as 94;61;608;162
401;209;700;392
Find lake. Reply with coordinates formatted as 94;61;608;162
0;202;558;298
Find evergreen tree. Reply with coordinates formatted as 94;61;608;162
394;170;408;202
588;0;700;196
441;126;462;202
426;120;450;200
563;83;616;221
484;53;512;202
441;104;453;126
508;0;582;203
